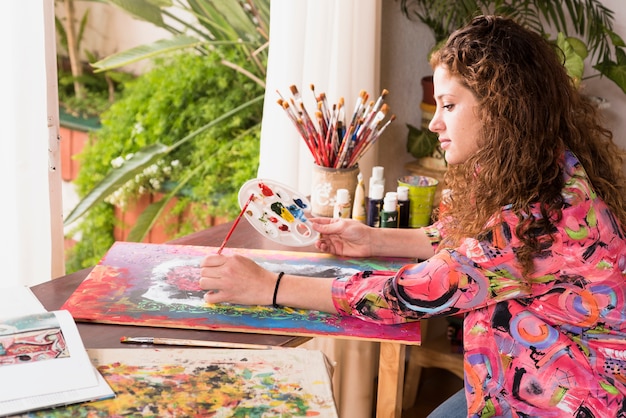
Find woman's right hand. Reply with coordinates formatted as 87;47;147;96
309;217;373;257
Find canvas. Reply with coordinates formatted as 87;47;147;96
61;242;421;344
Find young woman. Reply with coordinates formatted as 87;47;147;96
200;15;626;416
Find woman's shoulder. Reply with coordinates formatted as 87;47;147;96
561;150;598;205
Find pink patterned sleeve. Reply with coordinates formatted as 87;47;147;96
422;221;444;252
331;221;530;324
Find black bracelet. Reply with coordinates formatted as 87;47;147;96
272;271;285;308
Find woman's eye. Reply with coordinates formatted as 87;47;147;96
443;104;454;110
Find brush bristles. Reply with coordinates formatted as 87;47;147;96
275;86;395;168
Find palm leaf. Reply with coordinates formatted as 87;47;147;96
188;0;241;41
91;36;204;72
64;143;171;226
105;0;168;28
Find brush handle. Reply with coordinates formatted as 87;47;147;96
121;336;277;350
217;193;254;254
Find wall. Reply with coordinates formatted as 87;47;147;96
379;3;435;192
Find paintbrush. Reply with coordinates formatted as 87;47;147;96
120;336;280;350
217;193;255;255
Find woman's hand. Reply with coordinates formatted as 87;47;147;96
309;217;373;257
199;253;276;305
199;252;337;313
310;217;436;259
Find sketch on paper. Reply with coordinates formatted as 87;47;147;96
0;312;68;366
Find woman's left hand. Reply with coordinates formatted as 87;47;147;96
199;253;276;305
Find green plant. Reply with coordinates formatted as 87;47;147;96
64;0;269;250
399;0;626;160
65;51;263;273
399;0;625;92
55;0;131;118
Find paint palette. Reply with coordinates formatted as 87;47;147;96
238;178;319;247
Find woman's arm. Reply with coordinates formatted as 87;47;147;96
200;253;336;313
310;217;435;260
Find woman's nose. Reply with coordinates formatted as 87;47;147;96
428;111;442;133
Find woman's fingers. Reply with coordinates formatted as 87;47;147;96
200;254;225;268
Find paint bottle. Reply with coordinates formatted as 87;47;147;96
366;183;384;227
369;166;385;194
352;172;366;223
380;193;398;228
333;188;352;219
397;185;410;228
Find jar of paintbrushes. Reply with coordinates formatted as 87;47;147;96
277;85;395;217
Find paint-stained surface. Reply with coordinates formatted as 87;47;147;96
24;348;338;417
61;242;421;344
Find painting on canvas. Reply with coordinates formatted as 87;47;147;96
61;242;421;344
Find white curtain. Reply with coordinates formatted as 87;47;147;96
0;0;63;288
259;1;382;416
259;0;381;193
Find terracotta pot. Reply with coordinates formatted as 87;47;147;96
60;126;89;182
114;194;230;243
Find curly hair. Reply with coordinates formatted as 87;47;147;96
430;15;626;275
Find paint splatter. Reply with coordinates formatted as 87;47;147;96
25;348;338;417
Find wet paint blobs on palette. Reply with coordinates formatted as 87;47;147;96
239;179;318;247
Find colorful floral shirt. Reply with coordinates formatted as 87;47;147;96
331;151;626;417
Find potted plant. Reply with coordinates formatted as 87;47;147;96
65;51;264;272
399;0;626;163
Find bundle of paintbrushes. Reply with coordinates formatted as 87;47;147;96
277;85;396;169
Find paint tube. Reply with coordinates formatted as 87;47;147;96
352;172;366;223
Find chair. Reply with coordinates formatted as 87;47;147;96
402;316;464;410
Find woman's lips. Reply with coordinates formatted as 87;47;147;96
439;138;451;150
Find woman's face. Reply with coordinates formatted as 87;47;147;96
428;66;482;165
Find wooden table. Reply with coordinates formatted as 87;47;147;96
32;220;409;418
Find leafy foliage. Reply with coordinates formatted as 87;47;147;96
64;0;270;272
406;123;440;159
66;52;263;272
93;0;269;85
398;0;626;94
